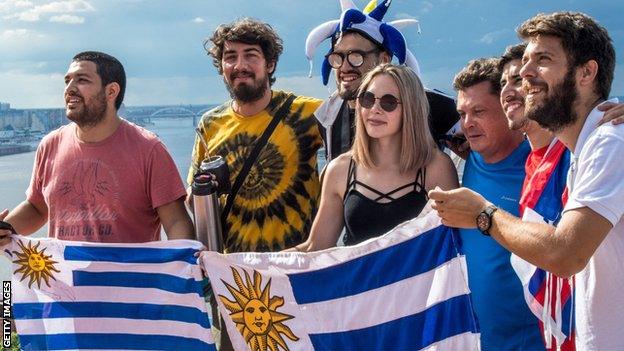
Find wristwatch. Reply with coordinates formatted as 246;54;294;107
476;205;498;236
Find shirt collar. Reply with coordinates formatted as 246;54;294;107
573;97;619;156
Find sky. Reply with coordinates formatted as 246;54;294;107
0;0;623;109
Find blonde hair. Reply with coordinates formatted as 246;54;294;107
351;63;436;174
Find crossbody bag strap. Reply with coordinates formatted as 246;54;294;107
220;94;297;226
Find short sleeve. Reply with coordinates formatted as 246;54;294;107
565;129;624;226
25;144;46;207
147;142;187;209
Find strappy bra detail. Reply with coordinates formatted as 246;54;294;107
342;158;426;202
342;158;429;246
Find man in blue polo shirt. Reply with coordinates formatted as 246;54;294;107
453;58;544;350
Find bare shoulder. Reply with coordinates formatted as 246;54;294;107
323;152;353;195
425;150;459;191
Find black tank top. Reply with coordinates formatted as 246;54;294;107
342;158;428;246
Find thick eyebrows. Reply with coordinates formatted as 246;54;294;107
64;72;90;82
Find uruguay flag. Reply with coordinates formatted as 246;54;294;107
3;237;215;351
201;212;480;350
511;140;574;351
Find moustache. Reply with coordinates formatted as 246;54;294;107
230;70;255;80
65;91;84;101
522;78;548;94
339;70;360;77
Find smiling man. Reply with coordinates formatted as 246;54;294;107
188;18;323;351
453;58;543;351
307;0;459;162
0;51;193;245
431;12;623;349
189;18;322;254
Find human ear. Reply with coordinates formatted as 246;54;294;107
578;60;598;88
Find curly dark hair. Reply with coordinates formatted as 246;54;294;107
498;43;527;72
518;12;615;100
205;18;283;86
453;57;502;95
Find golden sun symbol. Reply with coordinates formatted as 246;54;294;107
219;267;299;351
12;240;60;289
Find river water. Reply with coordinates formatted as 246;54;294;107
0;117;328;282
0;117;196;282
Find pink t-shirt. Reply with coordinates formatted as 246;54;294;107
27;120;186;243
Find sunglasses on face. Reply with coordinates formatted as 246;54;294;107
358;91;402;112
326;49;379;69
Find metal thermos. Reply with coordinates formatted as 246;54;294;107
192;155;230;252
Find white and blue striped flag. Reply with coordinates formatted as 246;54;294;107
3;237;215;351
201;212;481;350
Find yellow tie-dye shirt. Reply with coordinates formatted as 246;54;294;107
188;91;322;252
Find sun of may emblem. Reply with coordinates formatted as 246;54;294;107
12;240;60;289
219;267;299;351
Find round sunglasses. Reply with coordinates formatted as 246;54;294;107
326;49;379;69
358;91;402;112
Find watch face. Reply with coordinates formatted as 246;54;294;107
477;212;490;232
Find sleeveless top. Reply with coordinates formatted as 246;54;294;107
342;158;429;246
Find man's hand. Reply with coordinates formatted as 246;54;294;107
0;209;12;246
598;101;624;125
428;187;489;228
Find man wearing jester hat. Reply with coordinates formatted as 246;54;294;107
306;0;460;162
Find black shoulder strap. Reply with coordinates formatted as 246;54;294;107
221;94;297;225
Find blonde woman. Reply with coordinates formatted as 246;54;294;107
293;64;458;251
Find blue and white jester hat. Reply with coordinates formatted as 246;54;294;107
305;0;421;85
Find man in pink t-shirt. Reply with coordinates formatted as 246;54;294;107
0;51;193;244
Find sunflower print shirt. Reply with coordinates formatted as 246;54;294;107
188;91;323;253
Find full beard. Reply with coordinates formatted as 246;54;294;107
225;73;269;103
524;68;578;133
66;90;107;128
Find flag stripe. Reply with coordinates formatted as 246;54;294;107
528;268;546;296
288;225;456;304
13;302;210;328
301;256;470;333
70;260;201;278
64;246;198;264
72;271;204;296
15;318;213;344
421;332;481;351
18;333;215;351
16;285;208;309
308;294;478;350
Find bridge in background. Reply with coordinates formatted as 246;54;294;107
122;104;216;126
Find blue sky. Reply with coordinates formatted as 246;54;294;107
0;0;622;108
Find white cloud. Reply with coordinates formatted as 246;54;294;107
192;17;204;23
5;0;93;22
0;0;32;13
478;29;506;45
420;1;434;14
49;13;84;24
0;28;43;40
